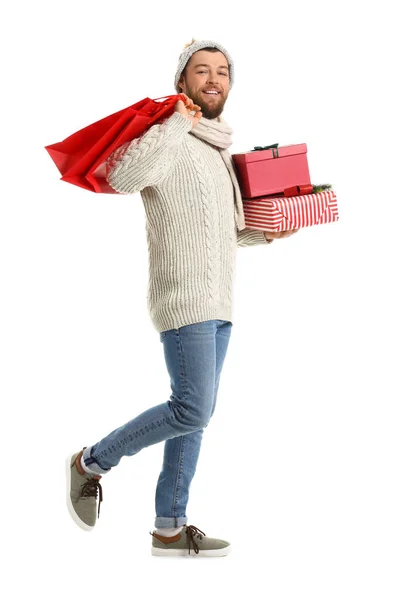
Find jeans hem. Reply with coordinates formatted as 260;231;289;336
154;517;187;528
82;446;111;475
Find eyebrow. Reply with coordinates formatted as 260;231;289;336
193;63;229;70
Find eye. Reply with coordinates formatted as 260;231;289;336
197;71;228;76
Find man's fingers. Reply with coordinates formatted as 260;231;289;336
264;229;299;239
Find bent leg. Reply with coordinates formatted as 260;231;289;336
83;324;215;476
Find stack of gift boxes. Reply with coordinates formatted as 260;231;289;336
232;143;338;233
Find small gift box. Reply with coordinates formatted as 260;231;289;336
242;189;339;232
232;143;311;198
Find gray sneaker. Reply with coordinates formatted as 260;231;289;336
150;524;231;557
66;447;103;531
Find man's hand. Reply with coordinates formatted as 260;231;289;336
175;93;202;129
264;229;298;241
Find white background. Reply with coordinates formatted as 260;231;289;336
1;0;399;598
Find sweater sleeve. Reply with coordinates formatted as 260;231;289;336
237;228;273;247
106;111;192;194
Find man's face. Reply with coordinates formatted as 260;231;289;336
178;50;230;120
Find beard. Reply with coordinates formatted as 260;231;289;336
183;84;227;120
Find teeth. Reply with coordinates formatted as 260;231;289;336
205;91;218;94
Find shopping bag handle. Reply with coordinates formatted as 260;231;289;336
152;94;185;103
140;94;186;119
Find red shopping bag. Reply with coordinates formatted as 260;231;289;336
45;94;185;193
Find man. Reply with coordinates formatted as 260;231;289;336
66;39;296;557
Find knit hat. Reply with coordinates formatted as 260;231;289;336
174;39;234;93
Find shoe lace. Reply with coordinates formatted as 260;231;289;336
81;477;103;518
186;524;206;555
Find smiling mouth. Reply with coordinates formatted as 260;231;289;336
203;91;220;98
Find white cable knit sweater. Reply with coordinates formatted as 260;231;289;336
106;111;270;333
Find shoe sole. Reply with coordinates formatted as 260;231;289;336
151;546;231;557
65;453;94;532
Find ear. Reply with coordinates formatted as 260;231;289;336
178;74;186;92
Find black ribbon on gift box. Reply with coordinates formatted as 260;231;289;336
252;143;279;158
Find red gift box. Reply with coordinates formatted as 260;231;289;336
232;143;311;198
242;190;339;232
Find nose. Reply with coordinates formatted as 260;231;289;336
206;72;220;85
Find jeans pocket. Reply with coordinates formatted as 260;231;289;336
160;331;167;341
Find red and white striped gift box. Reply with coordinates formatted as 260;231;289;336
242;190;339;232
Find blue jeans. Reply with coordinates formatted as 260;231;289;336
82;319;232;528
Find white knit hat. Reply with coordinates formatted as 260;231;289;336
174;39;234;93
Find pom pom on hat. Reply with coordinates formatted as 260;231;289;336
174;39;234;93
184;38;197;49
